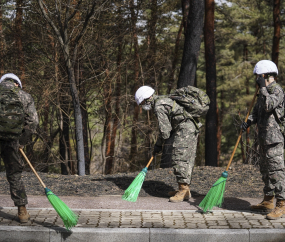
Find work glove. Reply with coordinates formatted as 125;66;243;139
19;129;33;146
256;75;265;88
153;144;162;156
241;120;252;132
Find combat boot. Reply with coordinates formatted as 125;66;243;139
266;200;285;220
18;205;30;223
169;183;190;203
168;188;191;200
250;195;274;212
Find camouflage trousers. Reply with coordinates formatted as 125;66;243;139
172;119;199;185
1;139;28;206
259;142;285;200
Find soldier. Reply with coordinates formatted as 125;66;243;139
241;60;285;220
0;73;39;223
135;86;199;202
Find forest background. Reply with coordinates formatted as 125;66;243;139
0;0;284;175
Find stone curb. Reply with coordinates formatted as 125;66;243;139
1;226;285;242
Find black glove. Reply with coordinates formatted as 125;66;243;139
19;129;33;146
241;120;252;132
153;144;162;156
256;75;266;88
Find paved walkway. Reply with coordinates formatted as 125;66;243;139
1;195;285;242
1;207;285;229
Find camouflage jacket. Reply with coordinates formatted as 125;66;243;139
248;81;284;145
153;95;197;146
1;80;39;134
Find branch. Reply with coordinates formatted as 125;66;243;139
38;0;64;46
67;0;83;22
64;0;71;31
72;0;99;65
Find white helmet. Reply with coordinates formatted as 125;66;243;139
0;73;22;89
253;60;278;75
135;86;155;105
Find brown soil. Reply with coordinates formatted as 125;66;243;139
0;164;264;198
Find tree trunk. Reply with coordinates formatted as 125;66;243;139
104;70;113;174
272;0;280;67
217;90;224;165
178;0;204;88
59;104;71;175
106;39;123;174
167;18;183;94
0;2;4;76
15;0;25;86
129;0;140;168
204;0;217;166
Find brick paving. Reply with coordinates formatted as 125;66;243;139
1;208;285;230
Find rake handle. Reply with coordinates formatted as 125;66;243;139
225;85;259;171
19;148;47;188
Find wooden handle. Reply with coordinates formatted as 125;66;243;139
146;156;154;168
19;148;46;188
225;86;259;171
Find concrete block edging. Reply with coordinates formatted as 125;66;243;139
1;226;285;242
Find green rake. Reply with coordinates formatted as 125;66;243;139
122;156;154;202
199;85;259;212
19;148;78;230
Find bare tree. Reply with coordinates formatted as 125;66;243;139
37;0;101;175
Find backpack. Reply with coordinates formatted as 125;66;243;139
0;85;24;141
169;86;210;118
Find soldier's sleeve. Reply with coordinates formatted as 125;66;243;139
259;86;284;112
24;95;39;133
154;104;172;140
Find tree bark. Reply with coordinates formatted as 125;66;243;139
129;0;140;168
167;18;183;94
104;69;113;174
15;0;25;86
106;38;123;174
0;2;4;76
272;0;280;67
178;0;204;88
204;0;217;166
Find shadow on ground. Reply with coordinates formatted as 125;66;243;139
104;177;177;198
0;207;72;236
184;196;252;211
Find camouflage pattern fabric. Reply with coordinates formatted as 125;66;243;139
1;139;27;206
0;84;24;140
1;80;38;145
248;81;284;145
0;80;39;206
259;142;285;199
248;81;285;199
153;95;199;184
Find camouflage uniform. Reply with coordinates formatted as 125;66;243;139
248;81;285;200
153;95;199;185
1;80;38;206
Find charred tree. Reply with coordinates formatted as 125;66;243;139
177;0;204;88
204;0;217;166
